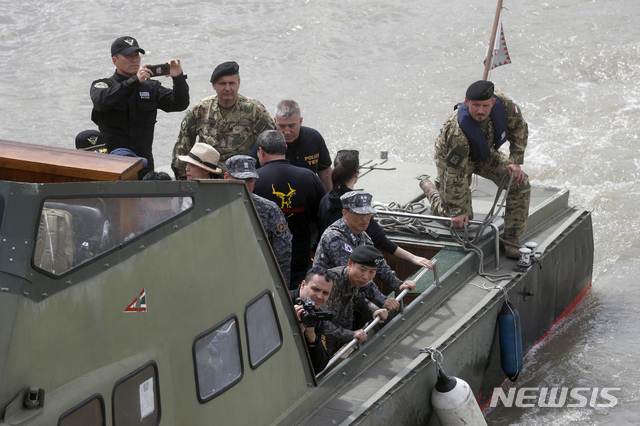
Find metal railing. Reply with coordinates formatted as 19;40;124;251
319;261;438;375
374;210;501;270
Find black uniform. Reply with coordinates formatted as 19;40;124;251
253;159;326;287
289;287;330;372
249;126;332;173
91;71;189;178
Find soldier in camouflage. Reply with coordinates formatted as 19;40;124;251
224;155;292;287
171;61;275;179
423;80;531;258
324;245;412;356
314;191;416;310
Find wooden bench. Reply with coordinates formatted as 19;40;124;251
0;139;142;183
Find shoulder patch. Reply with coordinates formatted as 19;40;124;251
446;144;469;168
94;82;109;89
343;243;353;253
277;221;286;232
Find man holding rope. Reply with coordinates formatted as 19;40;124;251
421;80;531;258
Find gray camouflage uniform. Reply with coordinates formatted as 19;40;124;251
313;218;402;307
171;94;275;179
323;265;379;355
252;193;292;287
433;91;531;238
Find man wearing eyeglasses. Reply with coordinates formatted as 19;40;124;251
290;268;335;372
313;190;416;312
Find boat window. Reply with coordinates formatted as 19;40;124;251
193;315;243;402
245;290;283;369
112;362;160;426
33;195;192;276
57;394;105;426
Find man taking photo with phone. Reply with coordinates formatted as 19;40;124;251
91;36;190;179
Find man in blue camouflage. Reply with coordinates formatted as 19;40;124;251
224;155;292;287
314;191;416;311
421;80;531;258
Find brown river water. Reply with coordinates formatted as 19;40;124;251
1;0;639;423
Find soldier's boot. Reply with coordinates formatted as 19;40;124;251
420;178;440;205
502;234;521;259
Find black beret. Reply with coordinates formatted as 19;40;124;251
349;245;384;268
210;61;240;83
465;80;494;101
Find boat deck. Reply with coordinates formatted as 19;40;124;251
301;159;585;425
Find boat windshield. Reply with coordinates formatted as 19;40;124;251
33;195;192;276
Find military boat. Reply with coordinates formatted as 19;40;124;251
0;140;593;425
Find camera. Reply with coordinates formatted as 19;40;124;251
296;297;333;328
148;63;170;77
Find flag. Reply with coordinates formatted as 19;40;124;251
484;17;511;69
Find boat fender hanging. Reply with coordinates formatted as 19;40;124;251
431;367;487;426
498;300;523;381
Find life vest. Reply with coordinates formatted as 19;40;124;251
457;96;507;162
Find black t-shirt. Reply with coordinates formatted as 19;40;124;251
254;159;326;272
249;126;331;173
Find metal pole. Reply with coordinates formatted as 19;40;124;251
483;0;504;80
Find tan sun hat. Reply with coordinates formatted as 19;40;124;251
178;143;223;175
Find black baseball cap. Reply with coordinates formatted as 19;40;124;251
111;36;145;56
75;130;106;152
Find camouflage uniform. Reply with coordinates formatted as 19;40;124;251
433;91;531;238
323;265;379;356
171;94;275;179
251;193;292;287
313;218;403;307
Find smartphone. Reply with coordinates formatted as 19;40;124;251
148;63;170;77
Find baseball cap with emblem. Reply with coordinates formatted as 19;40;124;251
340;191;377;215
75;129;106;153
226;155;259;179
349;245;384;268
178;143;223;175
210;61;240;83
111;36;146;56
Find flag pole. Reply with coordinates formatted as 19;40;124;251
482;0;504;80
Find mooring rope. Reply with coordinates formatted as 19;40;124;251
376;174;517;282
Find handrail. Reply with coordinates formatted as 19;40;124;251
374;210;501;270
319;260;438;375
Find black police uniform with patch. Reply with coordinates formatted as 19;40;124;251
90;36;190;178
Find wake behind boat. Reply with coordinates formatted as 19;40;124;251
0;140;592;425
